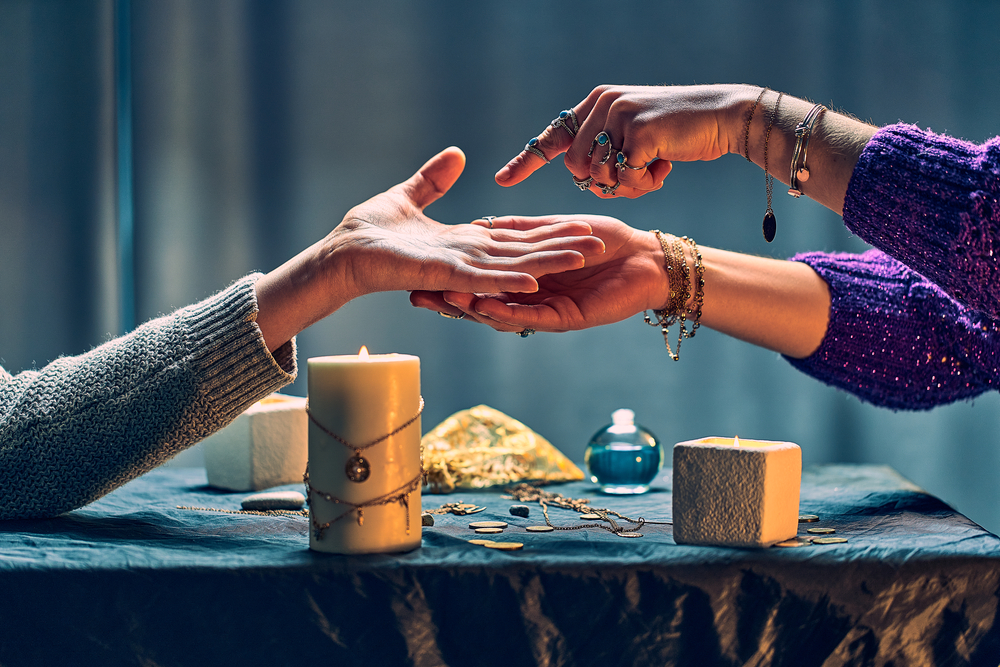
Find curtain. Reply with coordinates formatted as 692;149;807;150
3;0;1000;534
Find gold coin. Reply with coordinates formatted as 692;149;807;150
579;513;603;520
617;532;643;538
469;521;507;529
798;514;819;523
475;527;504;534
468;539;495;545
811;537;848;545
773;538;813;548
483;541;524;551
525;526;554;532
807;527;835;535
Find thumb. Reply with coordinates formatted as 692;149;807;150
399;146;466;210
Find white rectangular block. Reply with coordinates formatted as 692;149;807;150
672;437;801;548
203;394;308;491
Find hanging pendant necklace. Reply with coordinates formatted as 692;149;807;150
306;397;424;483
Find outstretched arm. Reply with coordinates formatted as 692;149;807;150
0;147;603;518
412;214;830;358
257;146;603;352
413;214;1000;409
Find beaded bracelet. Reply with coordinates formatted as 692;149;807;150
644;231;705;361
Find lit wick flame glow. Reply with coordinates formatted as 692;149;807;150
358;345;369;360
734;435;741;447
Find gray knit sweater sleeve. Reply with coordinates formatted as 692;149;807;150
0;274;296;519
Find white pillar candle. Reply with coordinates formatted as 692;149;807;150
307;348;422;554
672;436;801;548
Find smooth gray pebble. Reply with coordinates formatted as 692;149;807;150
241;491;306;511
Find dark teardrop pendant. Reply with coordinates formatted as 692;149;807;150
762;211;777;243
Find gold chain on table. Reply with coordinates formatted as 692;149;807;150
176;506;308;517
504;483;671;538
304;465;421;540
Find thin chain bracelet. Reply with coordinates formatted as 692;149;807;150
681;236;705;339
644;231;690;360
744;87;767;162
643;232;704;360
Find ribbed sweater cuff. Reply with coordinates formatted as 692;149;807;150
176;274;297;424
785;250;989;409
844;123;1000;316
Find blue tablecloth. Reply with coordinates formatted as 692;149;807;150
0;464;998;666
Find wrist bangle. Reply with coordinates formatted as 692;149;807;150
788;103;826;198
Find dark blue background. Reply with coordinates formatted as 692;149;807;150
2;1;1000;533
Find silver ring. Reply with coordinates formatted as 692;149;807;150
517;328;536;337
440;312;466;320
572;175;594;191
597;181;620;196
482;215;496;229
620;152;651;171
615;151;631;173
524;137;549;164
588;131;613;165
550;109;579;137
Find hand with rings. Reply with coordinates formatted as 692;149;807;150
495;84;749;199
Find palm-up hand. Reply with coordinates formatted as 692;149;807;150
255;147;605;352
331;147;605;302
409;215;668;333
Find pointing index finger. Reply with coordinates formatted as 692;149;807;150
495;99;597;187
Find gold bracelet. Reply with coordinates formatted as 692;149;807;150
788;103;827;198
644;231;704;361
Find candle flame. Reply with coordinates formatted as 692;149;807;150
734;435;741;447
358;345;369;359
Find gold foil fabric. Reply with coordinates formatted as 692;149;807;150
422;405;584;494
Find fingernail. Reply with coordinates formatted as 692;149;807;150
495;165;511;182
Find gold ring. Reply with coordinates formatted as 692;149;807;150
440;312;465;320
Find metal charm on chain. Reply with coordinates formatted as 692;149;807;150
306;397;424;483
761;91;783;243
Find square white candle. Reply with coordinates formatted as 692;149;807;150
672;437;801;548
203;394;307;491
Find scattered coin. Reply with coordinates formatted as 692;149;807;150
525;526;554;533
468;539;495;545
798;514;820;523
469;521;508;529
579;513;603;520
812;537;848;545
483;541;524;551
474;527;504;534
774;538;813;548
807;527;836;535
421;512;435;526
509;505;530;518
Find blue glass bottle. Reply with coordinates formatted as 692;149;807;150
584;409;663;494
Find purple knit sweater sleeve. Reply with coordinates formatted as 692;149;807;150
842;123;1000;317
786;249;1000;409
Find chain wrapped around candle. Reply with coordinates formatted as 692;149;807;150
306;347;423;554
